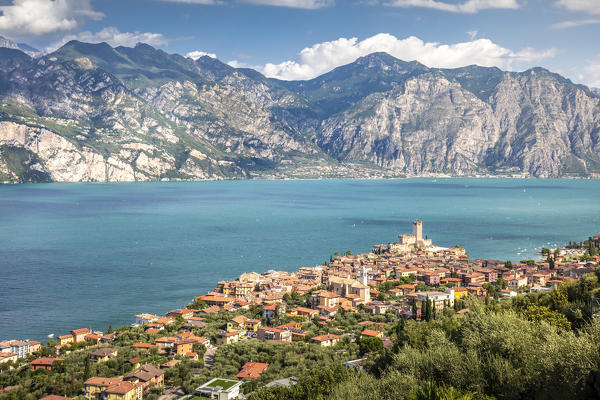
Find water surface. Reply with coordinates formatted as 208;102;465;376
1;178;598;341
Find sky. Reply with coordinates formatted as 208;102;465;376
0;0;599;87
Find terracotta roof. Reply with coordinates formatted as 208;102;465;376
105;381;140;394
311;334;339;342
71;328;90;335
31;357;63;366
132;342;154;349
236;362;269;379
40;396;73;400
85;376;123;387
361;329;381;337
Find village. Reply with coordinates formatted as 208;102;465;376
1;222;599;400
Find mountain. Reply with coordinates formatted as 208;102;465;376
0;42;599;183
0;35;39;57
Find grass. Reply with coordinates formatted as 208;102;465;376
204;379;238;390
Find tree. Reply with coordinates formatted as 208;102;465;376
424;298;433;322
107;325;113;334
359;337;383;355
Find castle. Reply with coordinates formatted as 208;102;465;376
372;220;434;254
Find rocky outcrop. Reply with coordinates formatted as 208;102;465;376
0;43;598;182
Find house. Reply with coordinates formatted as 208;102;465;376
453;287;469;300
132;343;154;350
292;307;320;319
134;314;160;325
31;357;63;371
257;326;292;342
311;290;340;308
3;341;30;358
243;319;261;332
165;308;194;320
236;362;269;379
344;359;365;371
58;335;73;345
508;276;528;288
128;358;142;369
262;304;277;319
500;289;518;298
84;377;123;400
228;315;248;332
361;329;383;339
423;274;441;286
28;341;41;354
216;331;239;345
71;328;91;343
0;352;17;364
311;334;340;347
320;306;338;318
197;378;242;400
175;340;195;356
124;363;165;393
415;290;455;310
102;381;142;400
155;336;177;350
90;348;118;362
199;306;221;315
195;294;236;307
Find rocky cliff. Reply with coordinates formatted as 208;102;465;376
0;43;598;182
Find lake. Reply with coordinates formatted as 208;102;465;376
1;178;599;341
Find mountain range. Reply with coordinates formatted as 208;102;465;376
0;40;599;183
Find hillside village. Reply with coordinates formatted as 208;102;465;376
1;222;599;400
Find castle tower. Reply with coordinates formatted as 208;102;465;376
413;220;423;241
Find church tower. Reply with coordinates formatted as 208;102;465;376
413;220;423;241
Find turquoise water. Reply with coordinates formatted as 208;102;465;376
1;178;599;341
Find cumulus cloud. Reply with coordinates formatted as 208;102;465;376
0;0;103;38
550;18;600;29
385;0;520;13
556;0;600;14
187;50;218;59
240;33;556;80
50;27;169;50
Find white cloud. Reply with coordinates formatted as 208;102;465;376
467;30;478;40
556;0;600;14
187;50;218;59
157;0;332;7
579;59;600;88
550;18;600;29
385;0;520;13
244;33;556;80
50;27;169;51
0;0;103;38
238;0;333;8
157;0;224;3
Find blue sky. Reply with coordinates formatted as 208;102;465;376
0;0;599;86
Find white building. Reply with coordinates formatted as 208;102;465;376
416;289;455;310
134;313;160;325
0;341;29;359
196;378;242;400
